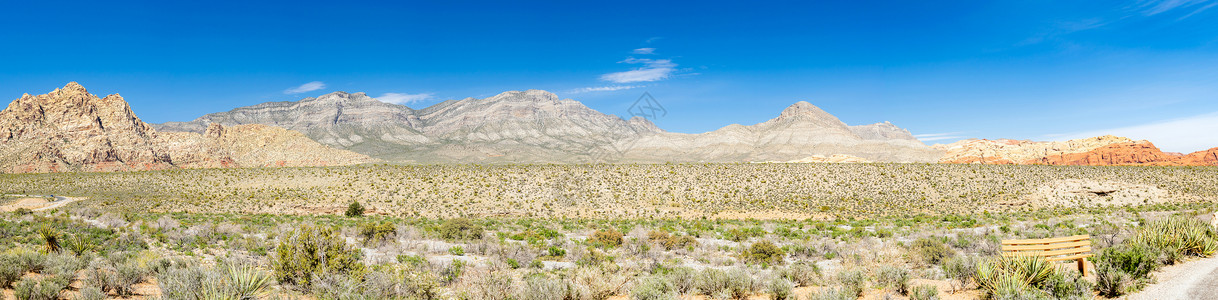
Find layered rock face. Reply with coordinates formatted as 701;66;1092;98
156;92;942;163
0;83;373;173
935;135;1218;166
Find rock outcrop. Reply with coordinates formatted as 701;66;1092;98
156;92;942;163
935;135;1218;166
0;83;373;173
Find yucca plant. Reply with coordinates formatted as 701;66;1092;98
36;226;61;253
226;264;272;300
1129;216;1218;260
62;235;94;256
976;255;1058;298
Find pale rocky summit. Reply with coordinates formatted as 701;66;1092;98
157;94;942;163
620;101;941;162
0;83;373;173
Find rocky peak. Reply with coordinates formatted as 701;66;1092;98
301;91;379;106
204;123;225;138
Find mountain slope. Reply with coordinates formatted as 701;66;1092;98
0;83;373;173
155;91;941;163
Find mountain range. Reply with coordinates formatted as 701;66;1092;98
4;83;1215;174
155;90;942;163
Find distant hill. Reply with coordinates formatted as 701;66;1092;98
155;90;942;163
933;135;1218;166
0;83;373;173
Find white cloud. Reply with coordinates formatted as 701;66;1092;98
600;58;678;83
376;92;434;105
1049;111;1218;153
284;81;326;94
567;85;641;94
914;132;971;142
632;48;656;54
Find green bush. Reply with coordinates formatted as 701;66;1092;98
76;286;106;300
1095;262;1134;298
877;266;910;295
359;221;396;245
518;275;571;300
0;256;23;288
270;224;365;289
808;286;854;300
910;284;940;300
345;201;365;217
438;218;484;241
911;237;955;265
741;240;785;265
631;276;677;300
590;229;624;248
695;268;753;299
449;246;465;256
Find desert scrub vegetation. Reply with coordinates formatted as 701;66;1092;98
3;163;1217;219
1;164;1217;299
1093;215;1218;297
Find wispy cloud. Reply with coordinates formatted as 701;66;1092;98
1138;0;1215;15
567;85;641;94
376;92;434;105
284;81;326;94
632;48;656;54
1049;111;1218;153
914;132;972;142
600;57;678;83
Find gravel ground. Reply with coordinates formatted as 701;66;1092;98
1127;256;1218;300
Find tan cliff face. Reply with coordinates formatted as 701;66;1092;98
0;83;373;173
934;135;1218;166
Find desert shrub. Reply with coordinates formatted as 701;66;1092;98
345;201;365;217
666;267;698;294
518;275;570;300
910;284;940;300
695;268;753;299
439;260;466;284
577;247;615;266
631;275;677;300
777;261;820;286
7;247;46;273
943;255;978;291
571;266;629;300
449;246;465;256
741;240;785;265
75;286;106;300
877;266;910;295
270;224;365;289
1094;262;1134;298
975;256;1058;298
13;276;68;300
807;286;854;300
1042;271;1092;299
43;252;85;278
590;229;624;248
648;231;698;250
359;221;396;245
911;237;954;265
1095;244;1159;279
765;277;794;300
0;256;24;288
465;271;516;300
836;269;867;298
310;273;363;299
438;218;484;241
548;246;567;257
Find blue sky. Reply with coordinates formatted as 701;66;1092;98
3;1;1218;152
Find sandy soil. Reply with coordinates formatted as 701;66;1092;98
0;197;51;212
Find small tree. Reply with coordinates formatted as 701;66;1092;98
438;218;483;241
345;201;365;217
271;224;365;289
